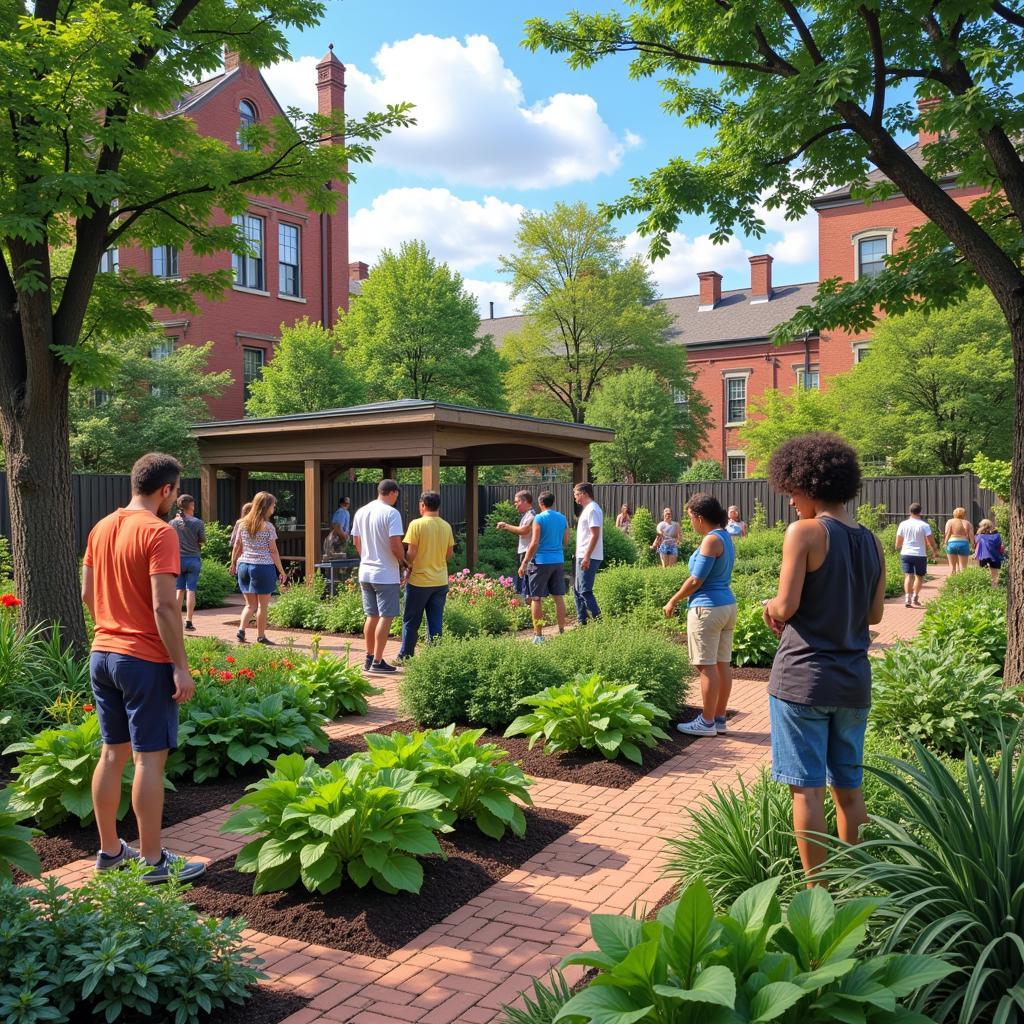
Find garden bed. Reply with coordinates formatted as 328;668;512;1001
187;807;583;957
221;988;310;1024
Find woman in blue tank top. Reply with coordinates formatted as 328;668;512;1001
762;433;886;884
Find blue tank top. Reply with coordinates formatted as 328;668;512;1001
533;508;567;564
687;528;736;607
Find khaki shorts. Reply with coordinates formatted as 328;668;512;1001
687;603;737;666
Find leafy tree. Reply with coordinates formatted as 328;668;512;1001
500;202;689;424
587;368;681;482
245;319;364;417
968;454;1011;502
526;1;1024;681
679;459;724;482
0;2;410;649
342;241;503;408
741;387;844;470
70;335;230;474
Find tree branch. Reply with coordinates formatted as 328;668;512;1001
992;1;1024;30
859;5;886;124
779;0;824;64
768;122;850;165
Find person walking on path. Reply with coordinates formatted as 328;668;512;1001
331;496;351;551
82;452;205;883
352;479;406;674
896;502;938;607
573;483;604;624
664;493;737;738
397;491;455;661
615;504;632;534
651;507;681;566
726;505;748;538
942;507;974;574
496;491;536;599
973;518;1006;588
229;491;286;645
761;433;885;884
171;494;205;633
228;501;252;556
520;490;569;643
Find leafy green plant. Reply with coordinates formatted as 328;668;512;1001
918;589;1007;670
357;725;534;839
730;602;779;668
476;500;521;577
942;565;1004;598
629;506;657;560
679;458;723;481
0;537;12;589
267;578;328;630
0;788;40;880
201;519;234;564
290;652;381;718
592;563;689;617
194;557;235;610
224;753;451;895
855;502;887;532
825;726;1024;1024
500;971;573;1024
871;638;1019;756
0;869;263;1024
598;524;638;566
506;674;669;763
554;877;952;1023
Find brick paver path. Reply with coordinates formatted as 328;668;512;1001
47;564;950;1022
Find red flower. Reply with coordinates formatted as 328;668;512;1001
0;594;21;608
219;671;234;682
237;668;256;680
225;655;236;664
282;659;295;670
82;703;94;713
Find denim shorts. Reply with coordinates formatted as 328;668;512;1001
946;540;971;556
360;582;401;618
176;555;202;592
900;555;927;576
238;561;277;594
90;652;178;752
769;696;869;789
658;543;679;556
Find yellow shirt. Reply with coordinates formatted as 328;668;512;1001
404;515;454;587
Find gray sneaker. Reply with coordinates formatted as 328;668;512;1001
142;849;207;884
677;717;716;737
531;635;546;645
714;717;728;735
95;839;141;872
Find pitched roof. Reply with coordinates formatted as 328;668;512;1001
812;140;958;206
478;281;819;350
170;69;235;115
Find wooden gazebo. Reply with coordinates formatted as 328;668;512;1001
193;400;613;577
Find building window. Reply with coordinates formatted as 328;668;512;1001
232;214;264;290
796;366;820;389
150;337;175;361
92;389;109;408
278;223;300;296
151;245;179;278
726;376;747;425
671;386;689;410
238;100;257;149
98;248;119;274
243;346;265;405
857;236;888;278
727;454;747;480
853;343;871;363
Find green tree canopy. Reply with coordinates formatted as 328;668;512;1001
499;202;694;424
679;459;724;482
70;336;230;475
245;318;364;418
740;387;844;471
0;1;410;647
342;241;503;408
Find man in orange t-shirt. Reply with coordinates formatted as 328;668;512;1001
82;452;204;883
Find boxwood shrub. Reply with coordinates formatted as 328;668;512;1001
194;558;235;609
592;564;689;618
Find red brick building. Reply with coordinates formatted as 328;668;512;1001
111;49;353;421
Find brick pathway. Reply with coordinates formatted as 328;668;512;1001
47;564;950;1022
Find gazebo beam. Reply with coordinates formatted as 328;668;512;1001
199;464;218;525
465;465;479;568
304;459;321;580
421;453;441;494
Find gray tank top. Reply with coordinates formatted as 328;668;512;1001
768;517;881;709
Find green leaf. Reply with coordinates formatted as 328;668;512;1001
257;838;296;872
591;914;645;962
253;859;300;894
299;842;329;869
475;807;507;840
553;984;652;1024
653;965;735;1008
379;854;424;893
300;853;340;891
875;954;956;998
728;877;780;930
785;886;834;964
666;881;714;985
478;791;516;823
749;981;805;1021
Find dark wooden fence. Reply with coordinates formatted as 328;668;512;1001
0;471;998;554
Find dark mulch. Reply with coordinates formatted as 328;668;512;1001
731;665;772;681
187;807;584;958
63;986;308;1024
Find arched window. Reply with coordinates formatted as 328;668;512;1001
237;100;257;149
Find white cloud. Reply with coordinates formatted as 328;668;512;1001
263;35;632;189
753;202;817;266
463;279;520;320
624;231;753;298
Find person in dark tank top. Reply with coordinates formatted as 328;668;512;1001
762;433;886;885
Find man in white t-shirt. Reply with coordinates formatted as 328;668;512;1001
572;482;604;624
496;490;536;598
895;501;938;608
351;480;406;674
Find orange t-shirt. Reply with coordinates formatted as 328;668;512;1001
84;508;180;663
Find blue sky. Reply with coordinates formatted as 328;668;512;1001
264;0;821;315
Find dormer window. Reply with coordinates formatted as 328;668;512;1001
238;100;257;150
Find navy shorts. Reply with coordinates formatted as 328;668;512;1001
527;561;566;598
90;652;178;752
979;558;1003;569
176;555;201;592
770;696;869;789
900;555;927;576
238;561;277;594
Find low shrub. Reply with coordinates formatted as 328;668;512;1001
290;653;381;718
201;519;234;564
0;870;263;1024
731;601;779;668
476;500;520;577
883;548;905;597
942;565;1005;598
918;589;1007;670
557;877;952;1024
0;787;40;880
592;563;689;618
733;529;784;562
0;536;12;589
224;753;450;895
628;506;657;558
728;571;778;604
870;638;1018;756
596;523;637;565
267;578;327;630
194;558;236;609
505;673;669;763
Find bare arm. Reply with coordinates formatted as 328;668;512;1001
498;520;532;537
353;535;362;556
582;526;600;566
151;573;194;704
268;537;286;580
389;535;407;567
81;564;96;621
405;542;418;567
664;533;723;613
520;521;541;575
869;536;887;625
766;521;818;624
229;536;241;574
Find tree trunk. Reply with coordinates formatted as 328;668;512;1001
1007;305;1024;688
0;384;88;654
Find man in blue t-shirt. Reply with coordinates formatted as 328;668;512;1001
330;497;351;552
519;490;569;644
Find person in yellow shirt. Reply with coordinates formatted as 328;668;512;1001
397;491;455;660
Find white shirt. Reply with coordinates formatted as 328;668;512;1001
576;501;604;560
517;509;535;555
351;499;404;584
897;517;932;557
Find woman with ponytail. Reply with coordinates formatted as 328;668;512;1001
229;491;286;644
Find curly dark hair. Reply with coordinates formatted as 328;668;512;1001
685;492;728;528
767;433;862;503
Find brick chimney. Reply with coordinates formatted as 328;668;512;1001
917;96;941;148
348;261;369;282
698;271;722;311
224;49;241;72
316;44;349;322
749;254;773;303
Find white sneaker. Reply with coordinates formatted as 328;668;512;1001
677;717;716;737
531;635;545;645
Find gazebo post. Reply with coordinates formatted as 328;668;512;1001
304;459;321;581
465;464;479;568
199;464;218;525
381;463;395;481
235;468;248;517
572;457;589;488
421;453;441;494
